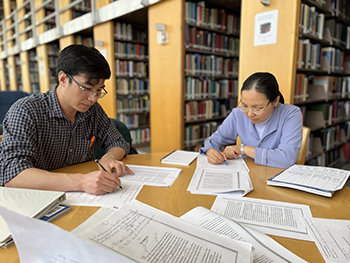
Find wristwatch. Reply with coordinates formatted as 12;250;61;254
240;144;245;156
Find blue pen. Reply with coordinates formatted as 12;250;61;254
209;139;228;165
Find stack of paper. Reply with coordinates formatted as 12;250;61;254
267;164;350;197
161;150;199;166
0;187;66;247
187;154;252;196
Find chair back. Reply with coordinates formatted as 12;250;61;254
296;127;311;165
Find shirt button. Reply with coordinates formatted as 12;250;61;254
69;149;73;152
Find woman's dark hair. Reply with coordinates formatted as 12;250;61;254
241;72;284;104
55;44;111;85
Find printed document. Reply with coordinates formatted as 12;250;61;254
76;200;254;263
62;183;142;208
267;165;350;197
0;206;135;263
181;206;308;263
303;217;350;263
188;154;252;196
161;150;199;165
211;196;313;241
120;165;182;187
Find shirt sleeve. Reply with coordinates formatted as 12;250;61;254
254;106;303;168
199;111;238;154
0;100;38;185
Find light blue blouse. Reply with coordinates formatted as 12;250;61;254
199;103;303;168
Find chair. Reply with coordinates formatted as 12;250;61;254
0;91;28;123
95;118;138;158
296;127;311;165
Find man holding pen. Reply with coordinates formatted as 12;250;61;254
0;44;133;195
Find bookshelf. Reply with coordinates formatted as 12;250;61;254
113;16;151;149
149;0;241;153
295;0;350;167
28;48;39;93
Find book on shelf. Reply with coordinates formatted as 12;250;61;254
267;164;350;197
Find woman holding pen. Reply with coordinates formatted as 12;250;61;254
200;72;303;169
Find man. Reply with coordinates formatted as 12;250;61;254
0;44;133;195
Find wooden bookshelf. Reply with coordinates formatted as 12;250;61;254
149;0;241;153
295;0;350;167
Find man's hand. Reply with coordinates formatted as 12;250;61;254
80;170;122;195
99;154;134;177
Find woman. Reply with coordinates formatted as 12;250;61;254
200;72;302;168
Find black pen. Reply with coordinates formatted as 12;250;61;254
95;159;123;189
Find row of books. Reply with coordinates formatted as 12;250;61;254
315;124;347;151
185;77;238;100
114;42;148;60
297;40;349;72
306;101;350;126
48;57;58;69
299;2;325;39
185;121;219;148
306;147;343;167
30;72;39;83
74;35;93;47
114;22;148;43
130;127;150;145
325;19;350;49
115;60;147;78
47;43;60;56
185;1;240;35
116;113;149;129
116;78;149;95
330;0;350;19
116;96;149;114
294;75;350;102
185;99;228;121
185;24;240;56
185;54;238;77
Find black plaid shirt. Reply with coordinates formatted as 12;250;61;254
0;87;130;185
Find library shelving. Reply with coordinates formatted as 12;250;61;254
148;0;241;153
113;10;151;149
14;54;22;91
183;1;240;151
294;0;350;167
28;48;39;93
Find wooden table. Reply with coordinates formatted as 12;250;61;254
1;153;350;263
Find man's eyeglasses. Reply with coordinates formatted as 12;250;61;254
238;100;270;115
66;73;107;99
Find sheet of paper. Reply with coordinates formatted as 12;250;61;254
76;200;254;263
0;206;135;263
187;155;253;196
198;154;250;172
211;196;313;241
161;150;199;165
62;183;142;208
71;207;117;236
181;206;308;263
121;165;182;187
303;217;350;263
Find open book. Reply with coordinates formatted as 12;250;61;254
0;187;66;247
267;164;350;197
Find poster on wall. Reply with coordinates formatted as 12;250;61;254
254;9;278;46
